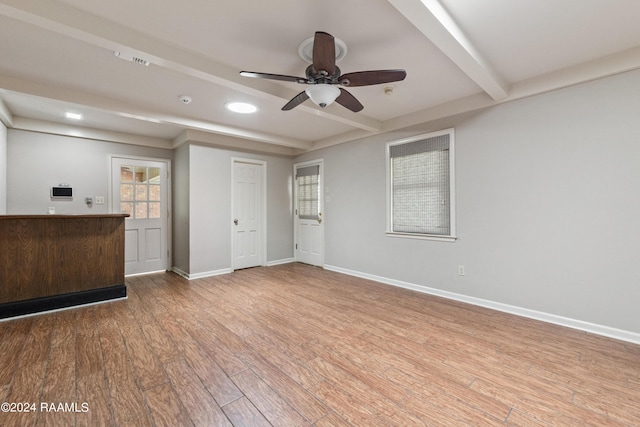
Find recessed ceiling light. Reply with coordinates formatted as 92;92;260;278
65;112;83;120
226;102;258;114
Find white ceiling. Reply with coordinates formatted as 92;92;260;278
2;0;640;154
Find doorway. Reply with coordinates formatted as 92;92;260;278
232;158;266;270
294;160;324;267
111;157;170;276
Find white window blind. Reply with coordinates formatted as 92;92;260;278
389;131;453;237
296;165;320;220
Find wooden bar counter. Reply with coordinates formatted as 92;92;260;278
0;214;128;319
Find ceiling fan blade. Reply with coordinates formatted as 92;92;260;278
339;70;407;87
312;31;336;76
335;88;364;112
282;91;309;111
240;71;307;84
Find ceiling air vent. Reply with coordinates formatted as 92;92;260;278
114;51;150;66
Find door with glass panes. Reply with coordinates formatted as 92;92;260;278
112;158;168;275
294;161;324;266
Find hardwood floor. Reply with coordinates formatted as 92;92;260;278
1;262;639;426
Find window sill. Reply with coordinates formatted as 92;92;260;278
386;232;457;243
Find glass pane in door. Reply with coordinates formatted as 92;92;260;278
297;174;319;220
119;166;163;219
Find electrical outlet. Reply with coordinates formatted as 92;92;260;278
95;196;105;205
458;265;466;276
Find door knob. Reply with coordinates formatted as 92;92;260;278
234;219;238;225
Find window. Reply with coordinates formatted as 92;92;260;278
296;165;320;220
387;129;456;241
120;165;162;219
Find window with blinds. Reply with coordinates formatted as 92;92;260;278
296;165;320;220
387;129;456;240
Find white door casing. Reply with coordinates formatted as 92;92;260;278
232;159;266;270
111;157;169;276
294;160;324;267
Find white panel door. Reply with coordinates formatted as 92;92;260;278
112;158;168;275
233;160;264;270
295;161;324;267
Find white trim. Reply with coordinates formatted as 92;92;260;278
173;261;292;278
266;258;295;267
170;267;190;279
386;128;456;241
172;267;233;280
231;158;267;271
125;269;167;277
385;232;457;242
324;264;640;345
0;296;128;323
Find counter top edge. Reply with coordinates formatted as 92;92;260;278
0;214;130;219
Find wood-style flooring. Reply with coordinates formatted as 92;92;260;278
1;263;639;426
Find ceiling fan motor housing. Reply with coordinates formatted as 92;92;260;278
305;65;341;84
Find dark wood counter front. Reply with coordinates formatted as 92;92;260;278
0;214;128;319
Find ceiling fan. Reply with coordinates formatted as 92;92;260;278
240;31;406;112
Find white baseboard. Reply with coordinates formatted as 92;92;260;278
266;258;294;267
171;267;233;280
172;259;294;280
125;269;167;278
170;267;189;279
324;264;640;345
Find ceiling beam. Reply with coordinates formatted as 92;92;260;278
381;45;640;136
311;129;376;151
0;0;381;133
388;0;509;101
12;117;173;149
173;130;299;157
0;74;312;150
509;45;640;100
0;96;13;127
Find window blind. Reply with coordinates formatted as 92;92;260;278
296;165;320;220
390;134;450;235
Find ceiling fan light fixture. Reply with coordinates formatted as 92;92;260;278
240;32;406;112
226;102;258;114
305;84;340;108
